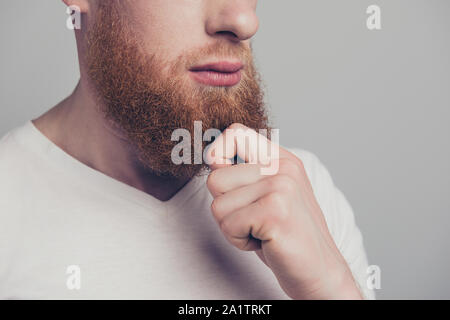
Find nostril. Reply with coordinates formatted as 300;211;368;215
216;30;239;39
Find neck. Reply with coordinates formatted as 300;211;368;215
33;80;191;202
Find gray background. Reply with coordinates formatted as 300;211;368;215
1;1;449;299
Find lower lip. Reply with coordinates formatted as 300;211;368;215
189;70;242;87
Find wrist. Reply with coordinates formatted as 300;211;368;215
326;266;363;300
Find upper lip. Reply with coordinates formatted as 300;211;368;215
190;61;244;73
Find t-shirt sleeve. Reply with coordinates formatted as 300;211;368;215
287;147;376;300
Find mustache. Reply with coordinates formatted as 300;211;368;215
177;40;253;71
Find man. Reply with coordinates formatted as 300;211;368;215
0;0;374;299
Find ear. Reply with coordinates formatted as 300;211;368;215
62;0;90;13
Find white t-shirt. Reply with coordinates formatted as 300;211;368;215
0;121;375;300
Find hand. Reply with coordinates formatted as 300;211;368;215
205;123;363;300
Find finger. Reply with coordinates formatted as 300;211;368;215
218;195;281;251
206;123;303;173
205;123;281;170
206;163;265;197
203;143;234;170
207;157;305;198
219;202;263;251
211;173;299;221
211;175;270;221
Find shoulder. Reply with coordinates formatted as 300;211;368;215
0;124;36;273
0;123;36;178
0;126;24;173
0;122;35;155
0;122;41;211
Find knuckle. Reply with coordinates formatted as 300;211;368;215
210;198;218;213
282;175;298;194
265;175;284;192
219;218;232;236
262;191;284;209
262;192;290;222
266;174;297;194
210;198;224;220
261;213;277;229
206;171;219;193
257;217;280;240
279;157;303;179
229;123;245;131
264;227;280;241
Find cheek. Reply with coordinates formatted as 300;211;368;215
129;0;207;61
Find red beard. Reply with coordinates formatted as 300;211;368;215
86;2;271;179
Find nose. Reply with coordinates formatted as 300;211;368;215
205;0;259;42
